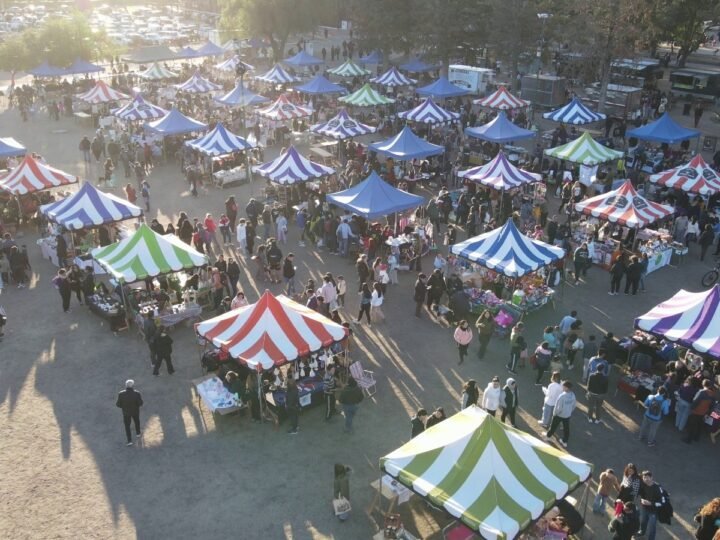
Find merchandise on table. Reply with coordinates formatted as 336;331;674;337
86;293;127;332
194;375;243;413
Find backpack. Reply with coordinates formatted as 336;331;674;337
648;396;662;417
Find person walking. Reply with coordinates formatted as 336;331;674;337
507;322;525;374
481;376;502;416
637;471;664;540
608;502;639;540
413;273;427;318
593;467;621;514
533;341;553;385
461;379;480;409
624;256;642;295
454;320;473;365
544;380;576;448
283;254;296;296
609;255;625;295
586;363;609;424
410;408;428;438
356;254;370;291
116;379;143;446
152;326;174;376
286;377;300;434
540;371;563;427
501;378;519;427
142;311;158;365
338;377;364;433
355;282;372;324
53;269;72;313
370;282;385;323
333;464;352;521
323;364;337;421
637;386;670;447
693;498;720;540
79;136;91;164
425;407;446;428
572;242;590;284
475;310;494;359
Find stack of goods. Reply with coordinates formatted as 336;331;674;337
88;294;123;316
466;288;504;312
195;376;242;411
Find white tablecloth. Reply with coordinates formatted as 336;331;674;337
38;237;60;267
192;375;243;414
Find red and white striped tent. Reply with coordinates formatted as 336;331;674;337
195;290;348;370
0;154;78;195
474;85;529;110
256;94;312;121
76;80;130;104
574;180;674;228
649;154;720;196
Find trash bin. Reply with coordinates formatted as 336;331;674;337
683;102;692;116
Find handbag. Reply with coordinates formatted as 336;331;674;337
332;495;351;516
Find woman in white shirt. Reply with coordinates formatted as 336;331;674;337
540;371;563;428
685;216;700;245
370;282;384;323
481;377;502;417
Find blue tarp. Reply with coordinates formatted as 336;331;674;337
145;108;207;135
369;126;444;160
284;50;324;66
626;112;701;144
359;50;383;64
295;74;346;94
196;41;225;56
464;111;536;143
0;137;26;158
416;76;469;98
327;171;425;219
400;57;439;73
28;61;68;77
65;58;104;74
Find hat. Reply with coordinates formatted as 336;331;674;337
506;378;515;385
125;379;134;388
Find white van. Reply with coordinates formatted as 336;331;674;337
448;65;496;95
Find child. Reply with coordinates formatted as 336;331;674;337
336;275;347;307
593;468;620;514
219;214;231;245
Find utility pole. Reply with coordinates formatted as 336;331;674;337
596;0;620;114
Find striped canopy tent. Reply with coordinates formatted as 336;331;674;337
310;109;377;140
543;97;606;125
339;83;395;107
574;180;674;229
175;71;222;93
214;55;255;73
417;76;469;99
185;123;255;156
359;50;383;64
451;219;565;277
112;94;167;121
284;50;324;67
138;62;178;80
254;64;300;84
177;46;201;59
459;151;541;191
474;85;530;110
327;60;371;77
76;80;130;104
544;132;624;166
256;94;312;121
92;223;208;283
294;74;347;95
214;83;269;107
649;154;720;196
252;146;334;185
398;98;460;124
196;41;226;57
0;155;78;196
0;137;26;158
370;66;417;87
327;171;425;219
195;290;348;370
40;182;142;230
381;406;592;540
400;57;439;73
635;285;720;359
626;112;701;144
465;112;535;143
369;126;444;160
145;108;208;136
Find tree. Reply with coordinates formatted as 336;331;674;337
349;0;418;63
662;0;719;67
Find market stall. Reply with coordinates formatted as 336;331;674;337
214;82;270;108
543;96;606;125
76;80;130;105
185;123;256;188
370;66;417;87
174;71;222;94
398;98;460;125
192;374;244;414
0;137;27;159
649;154;720;195
327;60;371;78
379;406;593;540
474;85;530;110
309;108;377;140
254;64;300;85
112;94;167;121
339;83;396;107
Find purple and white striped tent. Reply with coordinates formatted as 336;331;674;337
371;66;416;87
215;55;255;73
398;98;460;124
113;94;167;121
252;146;334;185
175;71;222;93
254;64;299;84
310;109;376;140
458;151;540;191
185;123;255;156
635;285;720;359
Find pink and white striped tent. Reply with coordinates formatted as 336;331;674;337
458;151;540;191
649;154;720;196
474;85;530;110
574;180;674;228
0;155;78;195
256;94;312;121
76;80;129;104
195;290;348;370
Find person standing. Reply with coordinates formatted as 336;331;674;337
338;377;364;433
474;310;494;359
593;468;620;514
624;256;642;295
544;380;576;448
425;268;446;309
283;254;296;296
355;282;372;324
608;502;639;540
482;376;502;416
225;196;238;232
637;471;664;540
507;322;525;374
609;255;625;295
323;364;338;421
674;376;697;431
572;242;590;284
684;379;717;444
637;386;670;447
410;408;428;438
425;407;446;428
453;320;473;365
53;269;72;313
586;364;609;424
333;464;352;521
286;377;300;434
152;326;174;376
501;378;519;427
142;311;158;365
79;136;91;164
461;379;480;409
533;341;553;385
116;379;143;446
413;273;427;318
540;371;563;427
356;254;370;291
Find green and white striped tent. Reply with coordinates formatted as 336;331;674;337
544;132;624;166
92;224;208;282
380;407;592;540
339;83;395;107
327;60;371;78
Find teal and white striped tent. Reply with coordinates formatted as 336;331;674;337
339;83;395;107
544;132;624;166
380;406;592;540
92;224;208;282
327;59;371;78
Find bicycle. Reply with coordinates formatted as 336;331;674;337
701;258;720;287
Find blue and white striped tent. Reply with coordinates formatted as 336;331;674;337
398;98;460;124
458;151;541;191
175;71;222;93
543;97;606;125
252;146;334;185
40;182;142;231
0;137;26;158
214;83;269;107
215;56;255;73
185;123;255;156
254;64;299;84
113;95;167;121
451;219;565;277
310;109;377;140
371;66;416;87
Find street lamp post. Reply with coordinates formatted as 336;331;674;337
234;39;252;187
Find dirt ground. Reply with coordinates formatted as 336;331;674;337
1;96;720;540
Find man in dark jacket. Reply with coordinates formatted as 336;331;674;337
152;326;174;376
410;408;428;438
414;273;427;318
338;377;364;433
624;255;642;295
501;378;519;427
283;254;296;295
608;502;639;540
586;364;609;424
637;470;663;540
286;377;300;434
116;380;143;446
426;268;447;309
